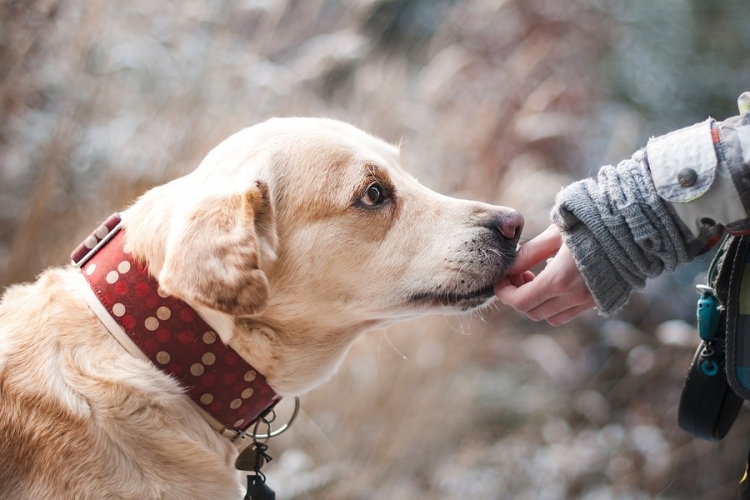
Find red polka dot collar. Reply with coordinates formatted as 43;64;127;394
71;214;280;436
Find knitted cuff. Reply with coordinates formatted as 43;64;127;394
557;214;635;315
552;156;693;316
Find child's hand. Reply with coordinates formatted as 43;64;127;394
494;225;595;325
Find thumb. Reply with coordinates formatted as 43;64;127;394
507;224;563;275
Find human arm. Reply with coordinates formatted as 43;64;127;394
494;151;690;322
496;95;750;323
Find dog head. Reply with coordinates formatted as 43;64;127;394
124;118;522;395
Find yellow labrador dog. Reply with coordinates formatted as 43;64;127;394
0;118;522;499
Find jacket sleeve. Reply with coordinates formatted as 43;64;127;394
646;115;750;251
551;153;693;316
550;113;750;316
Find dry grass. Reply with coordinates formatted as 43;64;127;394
1;0;748;498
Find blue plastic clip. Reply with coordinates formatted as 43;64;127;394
701;358;720;377
696;284;721;342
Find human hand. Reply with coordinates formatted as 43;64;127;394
494;224;595;325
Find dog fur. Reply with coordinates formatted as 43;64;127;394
0;118;522;499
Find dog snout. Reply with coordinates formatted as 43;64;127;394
490;209;524;242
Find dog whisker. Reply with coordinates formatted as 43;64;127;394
383;329;407;360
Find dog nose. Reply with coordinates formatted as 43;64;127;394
495;209;524;241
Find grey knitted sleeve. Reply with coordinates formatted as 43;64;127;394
551;152;693;316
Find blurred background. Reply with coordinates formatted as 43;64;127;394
2;0;750;498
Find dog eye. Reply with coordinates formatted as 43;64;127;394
361;183;386;207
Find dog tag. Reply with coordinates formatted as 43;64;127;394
236;444;266;471
244;474;275;500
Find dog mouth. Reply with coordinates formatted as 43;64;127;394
408;238;517;311
410;283;496;311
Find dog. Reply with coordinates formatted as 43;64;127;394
0;118;522;499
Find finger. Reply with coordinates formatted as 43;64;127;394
494;274;555;312
508;225;563;275
546;303;596;326
525;293;591;322
496;275;518;289
509;271;535;287
495;276;513;289
495;270;535;290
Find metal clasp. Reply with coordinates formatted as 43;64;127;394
232;397;300;443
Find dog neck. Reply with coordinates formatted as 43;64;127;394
71;214;281;436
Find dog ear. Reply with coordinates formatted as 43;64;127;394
158;182;276;317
